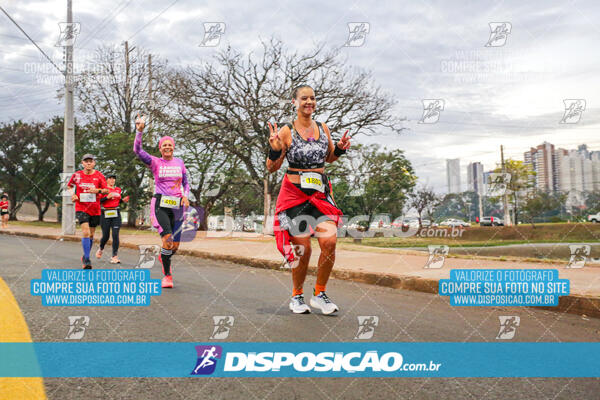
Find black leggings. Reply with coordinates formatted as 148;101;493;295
99;210;122;256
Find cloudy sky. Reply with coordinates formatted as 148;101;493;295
1;0;599;192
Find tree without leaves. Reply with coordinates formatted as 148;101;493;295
158;38;406;226
408;186;440;227
76;44;167;226
179;136;256;229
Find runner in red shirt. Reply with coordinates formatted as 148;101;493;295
67;154;108;269
96;174;129;264
0;194;9;228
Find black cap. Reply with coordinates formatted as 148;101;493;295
81;153;95;161
107;174;117;179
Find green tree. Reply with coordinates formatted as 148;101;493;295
25;118;63;221
522;191;566;227
327;144;416;220
585;191;600;215
433;192;477;222
491;159;535;224
0;121;39;220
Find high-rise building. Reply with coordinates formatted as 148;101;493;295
556;148;571;192
467;162;484;195
525;142;598;193
570;150;584;191
524;142;556;192
591;152;600;191
583;158;594;191
578;144;590;159
446;159;461;193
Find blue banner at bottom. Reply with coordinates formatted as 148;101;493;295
1;342;598;378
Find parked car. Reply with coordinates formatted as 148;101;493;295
479;216;504;226
439;218;471;227
370;220;391;229
588;213;600;223
420;219;438;227
347;222;367;232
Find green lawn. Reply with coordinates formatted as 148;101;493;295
338;223;600;248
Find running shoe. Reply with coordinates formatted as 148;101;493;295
110;256;121;264
289;294;311;314
82;257;92;270
310;291;338;315
95;248;102;259
161;275;173;289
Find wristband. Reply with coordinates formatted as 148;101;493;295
334;145;347;157
268;148;282;160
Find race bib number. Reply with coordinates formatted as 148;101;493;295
104;209;118;218
160;195;181;209
80;192;96;202
300;172;325;192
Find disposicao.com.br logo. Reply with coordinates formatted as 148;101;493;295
190;345;442;376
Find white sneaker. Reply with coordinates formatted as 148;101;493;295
289;295;311;314
310;292;339;315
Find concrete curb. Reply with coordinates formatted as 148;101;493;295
2;230;599;319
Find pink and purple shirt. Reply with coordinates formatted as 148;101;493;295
133;131;190;198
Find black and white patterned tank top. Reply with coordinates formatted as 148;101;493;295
285;121;329;169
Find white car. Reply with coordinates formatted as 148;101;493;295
588;213;600;223
439;218;471;227
480;216;504;226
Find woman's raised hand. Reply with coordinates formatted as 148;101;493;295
268;122;282;151
135;113;146;132
337;130;351;150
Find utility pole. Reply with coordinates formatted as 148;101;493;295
124;41;131;120
145;54;155;226
501;145;512;226
147;53;154;193
478;188;484;224
61;0;75;235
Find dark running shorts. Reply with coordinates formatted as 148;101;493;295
280;201;333;236
76;211;100;227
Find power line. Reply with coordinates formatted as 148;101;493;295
127;0;180;41
0;6;63;75
76;0;135;49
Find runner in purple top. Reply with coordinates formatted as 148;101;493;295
133;114;190;289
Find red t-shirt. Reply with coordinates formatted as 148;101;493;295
67;170;107;216
0;200;8;211
100;187;122;209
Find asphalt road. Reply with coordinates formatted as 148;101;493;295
2;235;600;399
